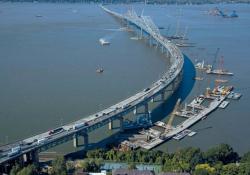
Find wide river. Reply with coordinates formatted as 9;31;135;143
0;2;249;154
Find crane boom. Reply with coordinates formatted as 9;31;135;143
167;98;181;127
212;48;220;69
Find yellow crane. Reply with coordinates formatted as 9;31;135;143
166;98;181;129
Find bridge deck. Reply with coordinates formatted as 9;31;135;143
0;6;184;165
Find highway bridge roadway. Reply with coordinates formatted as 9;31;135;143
0;5;184;173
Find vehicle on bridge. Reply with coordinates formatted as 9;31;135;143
49;127;64;135
7;146;21;157
36;138;48;145
73;122;88;130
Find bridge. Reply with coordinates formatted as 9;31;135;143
0;6;184;173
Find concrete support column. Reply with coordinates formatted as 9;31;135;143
133;106;138;115
73;133;78;148
119;117;124;133
149;36;152;46
166;50;170;58
108;120;113;130
144;103;149;114
148;111;152;125
0;164;4;174
23;154;28;163
31;150;39;164
151;97;155;103
140;27;143;39
18;156;24;167
161;91;165;101
83;133;89;150
161;45;164;53
172;80;175;91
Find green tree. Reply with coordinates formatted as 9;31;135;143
77;160;89;171
194;164;216;175
51;156;67;175
238;163;250;175
204;144;239;165
10;164;21;175
17;164;37;175
221;163;239;175
241;152;250;163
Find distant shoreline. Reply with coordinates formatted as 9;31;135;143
1;0;250;5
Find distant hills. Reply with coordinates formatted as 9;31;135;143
2;0;250;4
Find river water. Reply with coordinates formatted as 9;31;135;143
0;2;249;154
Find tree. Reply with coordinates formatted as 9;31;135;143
220;163;239;175
77;160;89;171
194;164;216;175
241;152;250;163
10;164;21;175
238;163;250;175
17;164;37;175
204;144;239;165
51;156;67;175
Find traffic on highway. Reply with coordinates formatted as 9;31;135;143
0;6;183;165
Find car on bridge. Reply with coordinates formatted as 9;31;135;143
7;146;21;157
49;127;64;135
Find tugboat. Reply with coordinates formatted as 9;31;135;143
96;67;104;73
230;10;238;18
99;38;110;45
206;68;233;76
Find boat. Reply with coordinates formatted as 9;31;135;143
230;10;238;18
130;37;139;40
219;100;230;109
206;68;233;76
227;92;242;100
195;60;212;70
176;43;195;47
215;79;228;83
188;131;197;137
193;77;204;81
173;129;192;140
99;38;110;45
96;68;104;73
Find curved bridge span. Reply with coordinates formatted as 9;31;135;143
0;6;184;172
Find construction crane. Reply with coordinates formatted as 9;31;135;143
211;48;220;70
166;98;181;128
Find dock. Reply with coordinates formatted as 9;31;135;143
120;86;234;150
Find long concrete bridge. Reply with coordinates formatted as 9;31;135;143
0;6;184;173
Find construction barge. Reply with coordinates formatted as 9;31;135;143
120;86;241;150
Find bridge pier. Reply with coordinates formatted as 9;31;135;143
31;150;39;164
0;162;10;174
166;50;170;58
140;27;143;39
119;117;124;132
73;133;79;148
108;120;113;130
149;36;152;47
18;156;24;167
151;97;155;103
144;103;149;114
172;79;176;91
161;91;165;101
83;133;89;150
133;106;138;115
161;45;164;53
